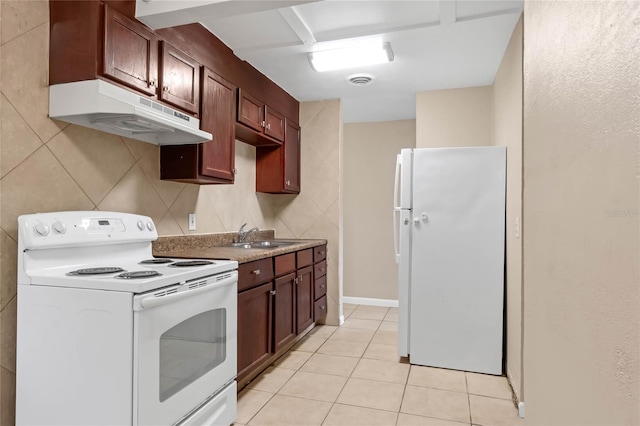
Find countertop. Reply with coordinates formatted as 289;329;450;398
153;232;327;264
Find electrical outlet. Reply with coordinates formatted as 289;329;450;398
188;214;196;231
515;216;520;239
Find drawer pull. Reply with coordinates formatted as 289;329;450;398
252;269;261;275
320;284;325;289
270;290;276;296
319;251;325;255
319;268;325;274
320;305;325;310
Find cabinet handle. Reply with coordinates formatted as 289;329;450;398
270;290;276;296
286;180;290;186
261;120;266;128
149;79;157;88
320;305;325;310
267;123;271;130
319;268;325;274
294;277;298;284
319;251;325;255
163;85;170;92
320;284;325;289
252;269;261;275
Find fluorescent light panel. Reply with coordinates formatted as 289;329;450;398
309;42;394;72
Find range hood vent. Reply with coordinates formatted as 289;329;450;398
49;79;212;145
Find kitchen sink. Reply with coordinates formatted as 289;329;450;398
226;241;296;249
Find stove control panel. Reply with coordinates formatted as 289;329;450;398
18;211;158;250
81;218;126;233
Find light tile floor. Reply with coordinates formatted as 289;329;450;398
235;304;523;426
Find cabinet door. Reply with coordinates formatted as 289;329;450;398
159;41;200;114
199;68;236;181
237;282;273;379
103;5;158;96
284;120;301;192
273;273;296;352
264;106;285;142
296;266;314;333
237;89;264;132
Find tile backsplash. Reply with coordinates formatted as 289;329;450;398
0;2;342;422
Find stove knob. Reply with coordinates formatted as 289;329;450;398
52;220;67;234
146;221;154;231
34;222;50;236
137;220;145;231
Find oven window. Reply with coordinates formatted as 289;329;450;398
159;308;226;402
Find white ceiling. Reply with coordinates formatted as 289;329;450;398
143;1;524;123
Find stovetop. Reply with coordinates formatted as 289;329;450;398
28;258;237;293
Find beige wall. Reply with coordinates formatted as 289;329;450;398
416;86;492;148
523;1;639;424
0;3;342;422
343;120;415;300
492;16;523;402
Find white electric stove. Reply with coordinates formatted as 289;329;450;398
16;211;238;426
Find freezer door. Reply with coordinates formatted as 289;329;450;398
397;208;412;357
409;146;506;374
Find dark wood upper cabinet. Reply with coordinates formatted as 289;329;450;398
103;5;158;96
283;120;301;192
256;119;301;194
159;41;200;114
237;89;264;133
200;69;236;181
236;89;285;147
160;67;236;184
264;106;285;141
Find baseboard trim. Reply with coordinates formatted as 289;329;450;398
343;297;399;308
518;402;525;418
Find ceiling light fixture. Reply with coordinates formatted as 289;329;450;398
308;42;394;72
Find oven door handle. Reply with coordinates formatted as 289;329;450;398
134;272;237;311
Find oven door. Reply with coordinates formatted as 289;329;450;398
133;271;237;426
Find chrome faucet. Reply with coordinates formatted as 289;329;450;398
237;223;259;243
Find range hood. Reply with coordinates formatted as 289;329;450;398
49;79;212;145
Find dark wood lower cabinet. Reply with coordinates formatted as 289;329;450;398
296;266;314;333
273;273;296;352
236;244;327;386
237;282;273;380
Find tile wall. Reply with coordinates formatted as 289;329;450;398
0;1;343;422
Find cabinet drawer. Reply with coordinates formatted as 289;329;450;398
274;253;296;277
238;258;274;291
313;245;327;262
314;295;327;321
314;275;327;299
314;260;327;279
297;249;313;268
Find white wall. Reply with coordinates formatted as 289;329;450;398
523;1;639;423
492;15;523;402
343;120;415;300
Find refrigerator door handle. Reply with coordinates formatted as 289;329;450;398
394;154;401;209
393;208;400;264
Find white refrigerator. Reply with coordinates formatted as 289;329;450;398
394;147;506;375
